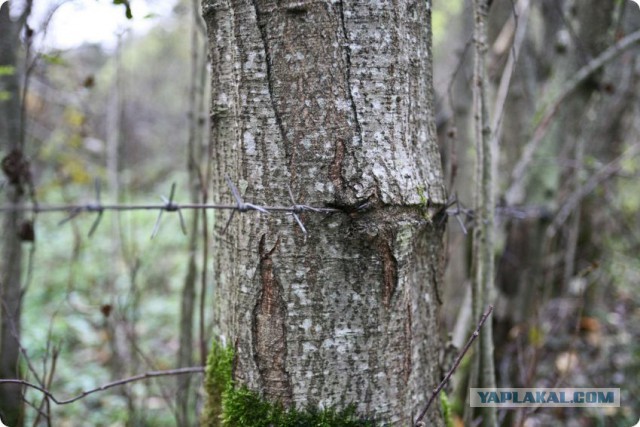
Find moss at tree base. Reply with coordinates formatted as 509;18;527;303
201;339;233;426
201;340;376;427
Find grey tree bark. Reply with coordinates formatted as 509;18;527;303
202;0;447;424
469;1;498;426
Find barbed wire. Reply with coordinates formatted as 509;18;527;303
0;177;552;238
0;176;339;238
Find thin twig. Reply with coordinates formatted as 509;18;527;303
414;305;494;426
445;38;473;189
505;29;640;205
0;300;44;387
0;367;205;406
490;0;530;141
546;142;640;238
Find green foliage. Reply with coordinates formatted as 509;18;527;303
18;12;200;423
21;202;189;426
202;340;375;427
440;392;454;427
1;62;23;107
40;52;66;66
0;64;16;76
618;153;640;215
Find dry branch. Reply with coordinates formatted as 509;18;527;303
414;305;494;426
0;367;204;406
505;29;640;205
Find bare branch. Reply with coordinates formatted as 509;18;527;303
505;29;640;205
546;142;640;238
414;305;494;426
0;367;205;406
490;0;530;141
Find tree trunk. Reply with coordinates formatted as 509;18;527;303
202;0;447;424
0;2;26;425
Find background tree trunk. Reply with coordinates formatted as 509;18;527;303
0;2;27;425
492;0;639;334
434;1;640;424
202;0;447;424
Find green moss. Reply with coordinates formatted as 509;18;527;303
202;339;234;426
202;340;376;427
222;388;373;427
417;186;429;207
416;186;434;223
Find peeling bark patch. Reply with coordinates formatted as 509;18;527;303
377;237;398;308
329;138;345;191
403;302;412;383
252;234;292;405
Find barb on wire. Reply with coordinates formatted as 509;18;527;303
441;195;554;234
440;195;473;234
152;182;187;239
57;207;83;226
58;180;105;235
450;197;469;235
0;178;339;238
221;175;269;235
87;179;104;237
0;186;556;238
287;185;307;236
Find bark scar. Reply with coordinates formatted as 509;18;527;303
337;0;363;145
377;236;398;308
252;234;292;405
403;302;412;383
252;0;295;181
431;263;442;305
329;138;345;191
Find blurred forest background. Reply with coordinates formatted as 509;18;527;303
1;0;639;425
